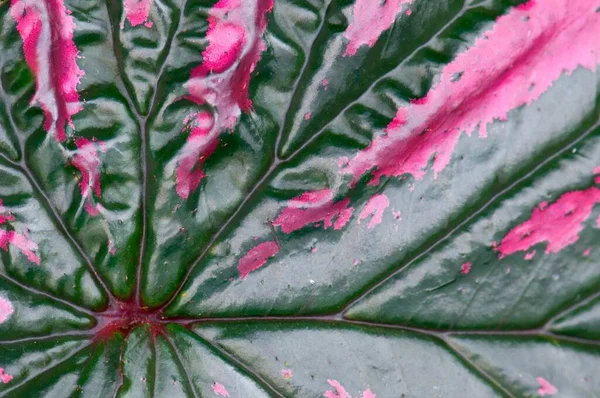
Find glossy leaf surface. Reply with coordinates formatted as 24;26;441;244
0;0;599;396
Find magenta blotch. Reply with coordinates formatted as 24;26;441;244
123;0;153;27
536;377;557;396
212;382;230;397
0;296;14;324
273;189;354;234
496;187;600;257
0;368;12;384
237;241;280;279
357;194;389;229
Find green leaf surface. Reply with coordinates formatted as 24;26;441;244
0;0;599;396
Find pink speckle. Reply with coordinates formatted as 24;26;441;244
0;296;14;324
539;201;548;210
305;112;312;120
322;79;329;90
311;247;317;253
362;389;376;398
341;0;600;186
237;241;280;279
323;379;351;398
357;193;389;229
144;20;153;28
282;369;293;379
343;0;413;56
537;377;557;396
0;368;12;384
496;187;600;257
405;9;412;16
392;210;402;220
212;382;230;397
123;0;152;27
583;248;591;256
10;0;85;142
593;166;600;175
176;0;274;198
72;138;104;216
108;240;117;255
461;262;472;274
353;259;360;266
273;189;354;234
524;250;537;260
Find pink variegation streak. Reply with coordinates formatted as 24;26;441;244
341;0;600;187
344;0;413;56
237;240;280;279
323;380;376;398
496;185;600;258
11;0;110;217
176;0;274;199
10;0;85;142
0;199;40;265
71;138;105;216
272;189;354;234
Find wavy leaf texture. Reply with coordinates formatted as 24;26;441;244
0;0;599;396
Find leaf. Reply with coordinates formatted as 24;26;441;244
0;0;599;396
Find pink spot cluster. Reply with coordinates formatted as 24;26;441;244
123;0;153;27
340;0;600;186
537;377;557;396
496;187;600;257
0;199;40;265
237;240;280;279
212;382;230;397
0;368;12;384
71;138;106;216
343;0;413;56
0;295;14;324
282;369;293;379
10;0;85;142
323;379;376;398
176;0;274;199
460;262;471;274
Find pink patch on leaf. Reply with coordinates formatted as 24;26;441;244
392;210;402;220
176;0;273;198
357;193;389;229
282;369;293;379
212;382;230;397
461;262;471;274
524;250;537;260
238;241;279;279
362;389;376;398
583;248;591;256
273;189;354;234
10;0;85;142
324;379;351;398
0;296;14;324
123;0;152;27
537;377;557;396
305;112;312;120
0;200;15;225
341;0;600;186
343;0;413;56
0;368;12;384
72;138;104;216
496;187;600;257
322;78;329;90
